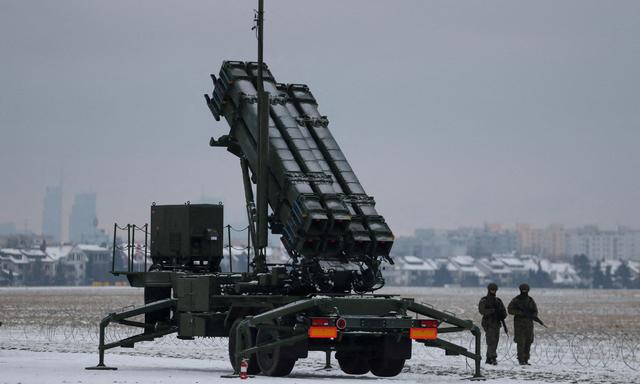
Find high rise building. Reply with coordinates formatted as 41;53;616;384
69;192;100;244
42;186;62;243
517;224;565;259
565;226;640;261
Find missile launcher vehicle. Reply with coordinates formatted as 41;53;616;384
87;4;483;379
86;59;483;378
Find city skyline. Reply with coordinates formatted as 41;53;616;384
6;183;640;249
1;185;639;240
1;1;639;236
3;187;106;244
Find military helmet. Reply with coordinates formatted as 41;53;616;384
519;283;530;292
487;283;498;291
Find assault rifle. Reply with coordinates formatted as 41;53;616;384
519;307;547;328
500;318;509;335
529;315;547;328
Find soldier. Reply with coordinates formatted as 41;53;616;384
478;283;507;365
508;283;538;365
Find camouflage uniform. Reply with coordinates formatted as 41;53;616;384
507;284;538;365
478;283;506;365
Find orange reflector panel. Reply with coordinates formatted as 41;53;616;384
410;327;437;340
308;326;338;339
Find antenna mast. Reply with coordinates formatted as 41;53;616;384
255;0;269;272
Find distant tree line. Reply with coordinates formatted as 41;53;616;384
572;254;639;289
428;255;640;289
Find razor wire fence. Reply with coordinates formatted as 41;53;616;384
1;314;639;373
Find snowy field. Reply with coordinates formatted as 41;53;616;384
1;286;639;384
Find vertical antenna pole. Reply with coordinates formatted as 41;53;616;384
131;225;136;272
144;224;148;272
227;224;233;273
255;0;269;272
126;225;131;272
257;0;265;96
111;223;117;273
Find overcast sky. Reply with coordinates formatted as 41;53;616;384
1;0;639;237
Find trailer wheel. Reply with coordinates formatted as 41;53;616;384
255;326;296;376
228;319;261;375
336;354;370;375
369;358;405;377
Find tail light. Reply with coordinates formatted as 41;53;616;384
308;317;337;339
410;319;438;340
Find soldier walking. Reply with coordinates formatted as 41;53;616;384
478;283;507;365
508;283;538;365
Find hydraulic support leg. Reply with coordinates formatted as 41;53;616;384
85;299;177;370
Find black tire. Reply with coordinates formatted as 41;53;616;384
228;319;261;375
255;326;296;376
337;355;370;375
369;358;405;377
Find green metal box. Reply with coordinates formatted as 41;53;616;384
178;313;207;337
175;275;211;312
150;204;224;271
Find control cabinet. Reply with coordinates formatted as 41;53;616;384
150;204;224;271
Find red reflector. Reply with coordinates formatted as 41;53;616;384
311;317;331;326
410;327;437;340
420;320;438;328
308;326;337;339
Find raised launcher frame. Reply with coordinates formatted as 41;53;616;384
87;203;483;379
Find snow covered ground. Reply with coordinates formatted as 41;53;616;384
0;349;512;384
1;286;639;383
